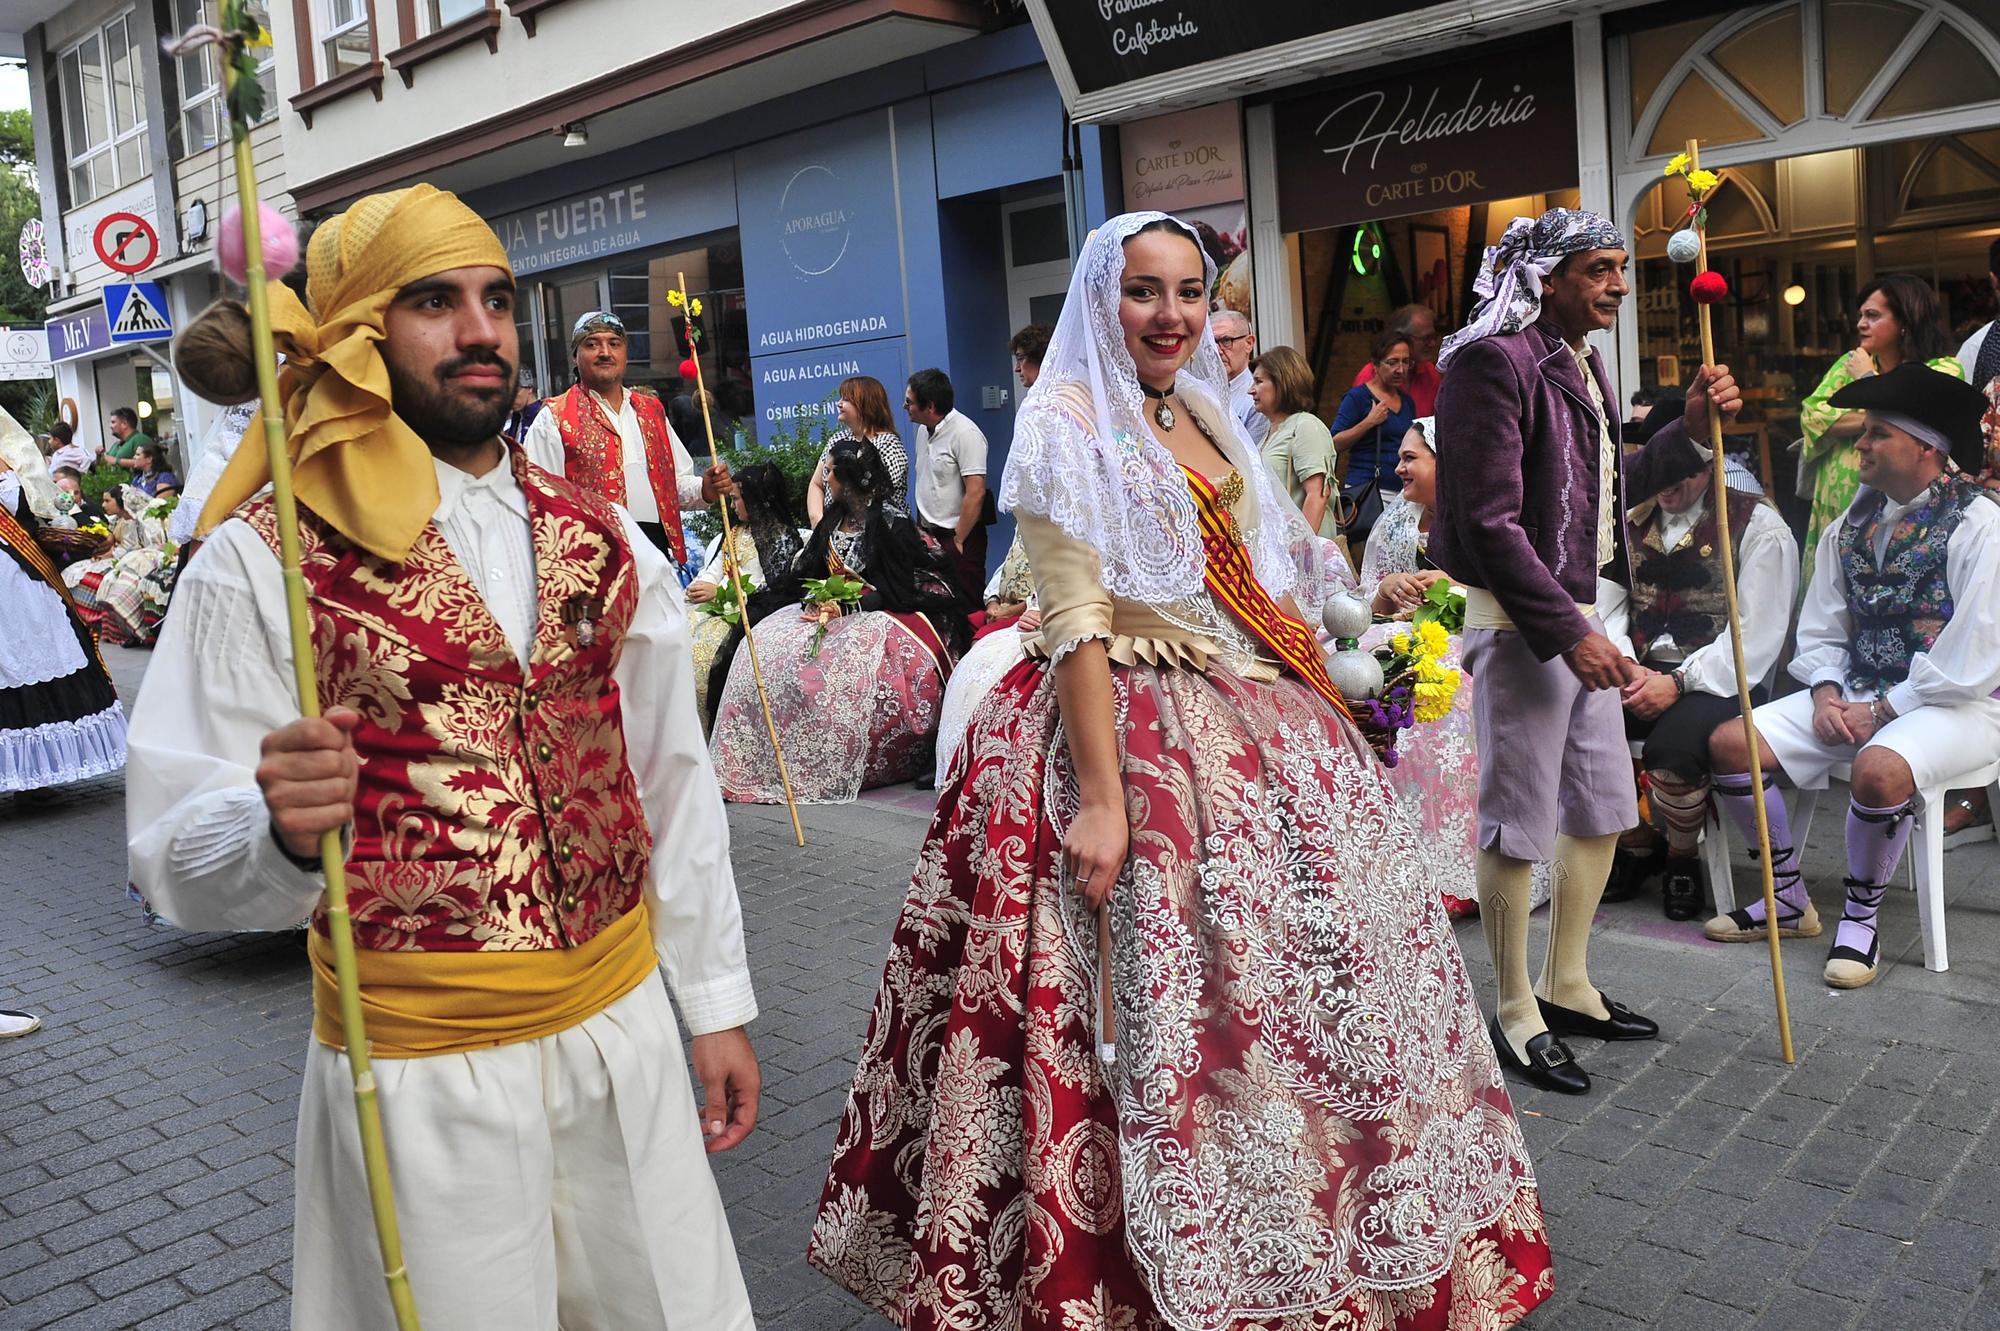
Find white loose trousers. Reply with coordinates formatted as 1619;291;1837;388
293;974;753;1331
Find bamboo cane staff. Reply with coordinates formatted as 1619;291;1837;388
1681;138;1796;1065
202;7;423;1323
670;273;805;846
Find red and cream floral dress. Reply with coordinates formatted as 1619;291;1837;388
809;424;1552;1330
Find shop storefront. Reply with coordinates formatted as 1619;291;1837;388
1033;0;2000;483
469;24;1116;495
1607;0;2000;500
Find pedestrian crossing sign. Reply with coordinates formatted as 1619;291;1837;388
103;281;174;344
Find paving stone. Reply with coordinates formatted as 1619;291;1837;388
9;655;2000;1331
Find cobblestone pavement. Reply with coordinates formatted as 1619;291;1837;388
4;645;2000;1328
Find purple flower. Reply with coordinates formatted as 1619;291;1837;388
1383;748;1400;768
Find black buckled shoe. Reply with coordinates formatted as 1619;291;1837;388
1661;859;1705;922
1490;1016;1591;1095
1537;991;1660;1042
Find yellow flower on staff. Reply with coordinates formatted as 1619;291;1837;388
1686;168;1719;195
689;297;704;318
666;289;685;308
1664;152;1691;177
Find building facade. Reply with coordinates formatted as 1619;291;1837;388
260;0;1119;567
5;0;294;461
1026;0;2000;499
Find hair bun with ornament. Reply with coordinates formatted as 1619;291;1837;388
174;299;260;405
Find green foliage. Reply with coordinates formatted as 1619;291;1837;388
218;1;271;133
79;461;128;506
684;398;835;548
693;571;750;625
1411;579;1467;636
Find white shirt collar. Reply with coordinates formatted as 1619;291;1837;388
589;386;635;424
432;451;530;524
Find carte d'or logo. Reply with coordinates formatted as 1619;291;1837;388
778;163;852;278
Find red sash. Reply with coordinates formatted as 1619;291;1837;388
548;386;686;561
1182;466;1354;725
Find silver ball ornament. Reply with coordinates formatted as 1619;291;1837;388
1666;228;1701;265
1320;591;1373;642
1325;646;1385;700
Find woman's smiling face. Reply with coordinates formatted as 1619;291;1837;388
1118;227;1208;390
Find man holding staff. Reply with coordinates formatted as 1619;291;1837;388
1707;364;2000;988
1433;207;1742;1095
126;184;759;1330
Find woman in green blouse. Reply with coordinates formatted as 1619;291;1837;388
1250;344;1341;542
1797;274;1963;590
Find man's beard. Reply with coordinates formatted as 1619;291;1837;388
389;351;515;446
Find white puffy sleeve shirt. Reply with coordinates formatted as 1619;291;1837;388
125;455;757;1036
1790;489;2000;715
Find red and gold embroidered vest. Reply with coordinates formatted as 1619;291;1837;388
546;384;686;561
241;446;652;954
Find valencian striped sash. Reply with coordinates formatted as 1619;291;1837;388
1182;466;1353;725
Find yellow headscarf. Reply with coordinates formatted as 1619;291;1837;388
197;184;512;562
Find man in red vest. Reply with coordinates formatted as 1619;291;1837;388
524;310;732;561
128;187;759;1330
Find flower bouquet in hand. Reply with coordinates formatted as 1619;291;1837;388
695;568;753;627
1362;618;1464;768
800;572;864;658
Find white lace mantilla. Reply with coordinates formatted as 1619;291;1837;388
1000;211;1336;617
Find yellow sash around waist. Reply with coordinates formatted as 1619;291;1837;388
308;902;658;1059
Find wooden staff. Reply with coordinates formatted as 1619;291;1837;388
674;272;804;846
1096;905;1117;1065
212;9;422;1325
1686;138;1795;1065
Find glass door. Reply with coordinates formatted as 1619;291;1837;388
538;274;608;393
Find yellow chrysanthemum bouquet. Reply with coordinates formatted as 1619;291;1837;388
1359;581;1465;766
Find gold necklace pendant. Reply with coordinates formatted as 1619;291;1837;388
1153;397;1177;431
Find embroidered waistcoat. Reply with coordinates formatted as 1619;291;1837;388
1624;488;1762;660
241;447;652;953
547;384;686;561
1836;474;1991;696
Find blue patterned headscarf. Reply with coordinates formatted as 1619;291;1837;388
1438;208;1627;369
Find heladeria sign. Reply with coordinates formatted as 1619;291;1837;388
1273;36;1578;234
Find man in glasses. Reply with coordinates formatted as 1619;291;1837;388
525;310;731;563
1212;308;1267;445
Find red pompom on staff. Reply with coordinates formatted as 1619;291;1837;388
1665;139;1796;1065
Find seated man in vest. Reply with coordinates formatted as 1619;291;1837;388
524;310;731;563
1601;450;1798;920
1707;363;2000;988
126;186;759;1329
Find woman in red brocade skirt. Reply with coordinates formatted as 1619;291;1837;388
808;213;1552;1331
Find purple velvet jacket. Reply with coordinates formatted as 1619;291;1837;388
1431;315;1705;662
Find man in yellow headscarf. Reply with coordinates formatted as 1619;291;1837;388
126;185;760;1331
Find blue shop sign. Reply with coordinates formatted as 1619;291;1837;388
45;304;112;363
485;155;737;278
750;338;908;444
737;111;905;356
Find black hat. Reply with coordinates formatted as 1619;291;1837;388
1622;393;1685;445
1828;362;1988;474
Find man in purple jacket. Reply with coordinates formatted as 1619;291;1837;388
1432;208;1742;1095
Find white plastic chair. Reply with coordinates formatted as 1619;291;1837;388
1780;758;2000;974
